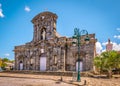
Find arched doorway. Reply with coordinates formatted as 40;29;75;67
19;61;23;70
40;57;46;71
76;61;83;71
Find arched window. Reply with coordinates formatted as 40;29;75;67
54;55;57;64
41;28;46;40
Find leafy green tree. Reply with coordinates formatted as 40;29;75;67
1;58;10;70
94;51;120;78
2;58;9;62
94;56;101;71
0;58;2;67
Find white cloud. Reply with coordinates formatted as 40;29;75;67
96;42;103;54
114;35;120;39
112;42;120;51
4;53;10;57
102;42;108;46
24;6;31;12
113;28;120;39
0;3;4;18
116;28;120;32
102;49;106;52
0;9;4;18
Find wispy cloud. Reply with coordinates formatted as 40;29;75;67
0;3;4;18
114;35;120;39
102;42;108;46
4;53;10;57
113;28;120;39
116;28;120;32
24;6;31;12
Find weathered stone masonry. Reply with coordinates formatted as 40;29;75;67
14;11;96;71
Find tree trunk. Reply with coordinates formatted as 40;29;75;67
107;70;112;78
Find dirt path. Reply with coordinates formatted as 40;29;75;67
0;72;120;86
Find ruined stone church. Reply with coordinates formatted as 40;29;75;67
14;11;96;71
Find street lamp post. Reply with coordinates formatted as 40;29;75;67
72;28;89;82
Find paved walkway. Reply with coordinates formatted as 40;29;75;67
0;72;120;86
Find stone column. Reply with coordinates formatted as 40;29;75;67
33;25;36;41
33;25;37;41
38;29;40;41
35;55;39;70
15;53;18;70
63;49;65;71
46;51;49;71
36;25;39;41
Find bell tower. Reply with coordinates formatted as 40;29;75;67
31;11;58;41
106;38;113;51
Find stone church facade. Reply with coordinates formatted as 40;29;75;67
14;11;96;72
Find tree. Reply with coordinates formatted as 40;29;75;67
94;55;105;74
2;58;9;62
1;58;10;70
0;58;2;67
94;51;120;78
94;56;101;72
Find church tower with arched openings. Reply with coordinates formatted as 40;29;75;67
31;11;59;41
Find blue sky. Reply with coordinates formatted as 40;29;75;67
0;0;120;60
